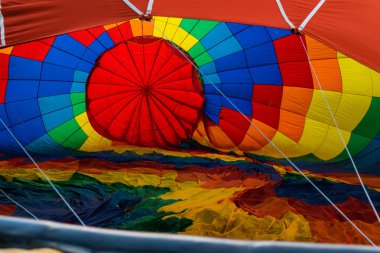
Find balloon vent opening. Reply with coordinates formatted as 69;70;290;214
86;37;204;147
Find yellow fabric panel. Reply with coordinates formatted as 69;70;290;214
152;17;168;38
75;112;90;128
0;47;13;55
129;19;143;37
338;55;373;97
162;21;180;41
371;69;380;97
307;90;341;125
313;126;351;160
171;27;188;47
166;17;182;26
80;121;93;136
180;34;198;51
160;187;313;241
332;93;371;132
255;131;309;158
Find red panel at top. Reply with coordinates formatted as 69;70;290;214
274;35;313;88
11;41;51;61
87;38;204;147
0;54;9;104
253;85;283;108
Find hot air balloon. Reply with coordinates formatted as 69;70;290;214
0;0;379;250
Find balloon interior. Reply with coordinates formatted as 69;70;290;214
0;17;379;245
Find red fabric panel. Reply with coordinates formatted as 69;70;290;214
252;103;280;130
1;0;143;46
87;38;204;147
1;0;379;71
302;0;380;72
0;54;9;104
253;85;283;108
10;41;50;61
218;107;251;146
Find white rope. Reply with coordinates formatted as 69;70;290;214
299;0;326;31
299;36;380;225
122;0;143;16
122;0;154;17
150;20;377;246
275;0;295;29
146;0;155;16
0;118;86;226
0;0;6;46
0;188;39;220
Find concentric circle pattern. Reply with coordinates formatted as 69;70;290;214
86;38;204;147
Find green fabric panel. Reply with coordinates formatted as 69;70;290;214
188;42;206;59
61;128;88;149
190;20;219;40
332;97;380;161
71;93;86;105
180;19;198;33
194;52;213;66
48;119;80;144
73;102;86;116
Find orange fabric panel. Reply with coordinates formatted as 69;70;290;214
281;87;313;117
278;109;306;142
302;0;380;72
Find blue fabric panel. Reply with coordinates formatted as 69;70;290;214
204;83;221;95
207;37;242;60
235;26;272;49
6;99;41;125
204;94;222;124
76;60;94;72
39;95;72;114
26;134;67;154
53;34;87;58
42;107;73;131
82;49;99;63
218;69;252;84
202;73;221;85
88;40;107;55
222;97;252;117
71;82;86;93
0;130;19;153
45;48;80;69
0;104;10;131
199;62;216;75
221;83;253;101
245;42;278;67
97;33;115;50
226;23;250;34
8;57;42;80
73;71;89;82
13;117;46;145
266;27;292;41
200;23;232;50
39;81;72;97
5;80;39;102
249;65;282;85
41;63;75;81
214;51;247;73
